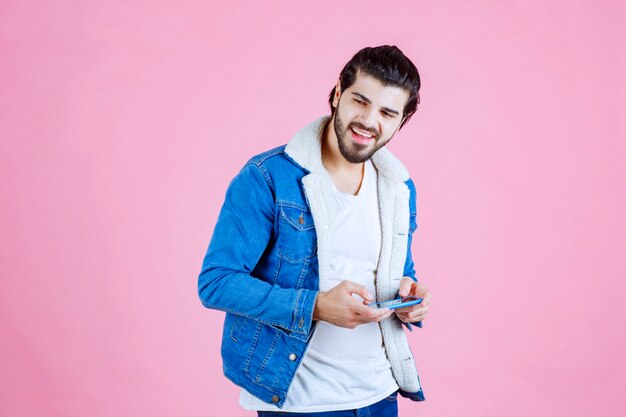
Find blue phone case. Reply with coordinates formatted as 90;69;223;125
370;296;423;309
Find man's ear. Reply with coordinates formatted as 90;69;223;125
332;80;341;109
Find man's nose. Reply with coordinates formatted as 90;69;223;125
358;108;378;131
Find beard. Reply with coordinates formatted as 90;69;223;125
333;110;391;164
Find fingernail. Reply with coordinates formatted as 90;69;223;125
368;293;374;300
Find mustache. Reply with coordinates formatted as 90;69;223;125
349;122;378;138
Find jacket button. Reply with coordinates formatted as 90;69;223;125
272;395;280;403
298;214;304;224
289;353;297;361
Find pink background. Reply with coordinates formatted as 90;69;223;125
1;1;625;416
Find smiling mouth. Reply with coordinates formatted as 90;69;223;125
350;126;375;145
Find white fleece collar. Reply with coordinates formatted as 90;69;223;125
284;116;422;394
284;116;411;182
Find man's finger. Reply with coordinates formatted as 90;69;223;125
394;300;423;314
343;280;373;301
355;303;390;319
372;310;394;322
397;310;427;322
398;277;414;297
407;305;429;319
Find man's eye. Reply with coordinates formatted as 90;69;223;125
354;99;365;105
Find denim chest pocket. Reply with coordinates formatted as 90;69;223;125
277;205;317;262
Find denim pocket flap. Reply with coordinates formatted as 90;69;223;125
279;205;315;231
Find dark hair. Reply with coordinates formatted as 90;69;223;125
328;45;421;130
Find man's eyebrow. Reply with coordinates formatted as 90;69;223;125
351;92;371;103
351;92;401;116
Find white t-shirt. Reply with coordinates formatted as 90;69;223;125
239;160;398;412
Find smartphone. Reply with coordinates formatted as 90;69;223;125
369;296;423;310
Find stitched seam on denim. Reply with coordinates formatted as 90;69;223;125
292;289;302;332
272;252;282;285
246;162;275;196
295;257;309;290
287;331;307;341
224;366;284;401
277;231;317;262
276;209;317;262
232;361;282;393
248;146;284;166
248;372;286;393
243;322;263;374
280;249;317;263
278;232;317;261
279;207;315;231
276;200;309;211
242;351;287;393
201;303;292;329
240;371;284;394
297;291;310;336
230;315;243;342
255;331;280;383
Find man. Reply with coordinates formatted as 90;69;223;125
198;45;431;417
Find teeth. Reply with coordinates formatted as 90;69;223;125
351;127;373;138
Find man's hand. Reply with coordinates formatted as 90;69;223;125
394;277;431;324
313;280;393;329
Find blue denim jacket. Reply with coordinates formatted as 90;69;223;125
198;117;424;408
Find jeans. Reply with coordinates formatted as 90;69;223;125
256;391;398;417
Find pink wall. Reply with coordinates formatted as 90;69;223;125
1;1;624;416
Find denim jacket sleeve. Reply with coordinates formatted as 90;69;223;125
198;163;318;338
401;178;422;331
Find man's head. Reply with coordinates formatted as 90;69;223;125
328;45;421;163
329;45;421;130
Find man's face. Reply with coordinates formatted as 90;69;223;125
332;71;409;164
